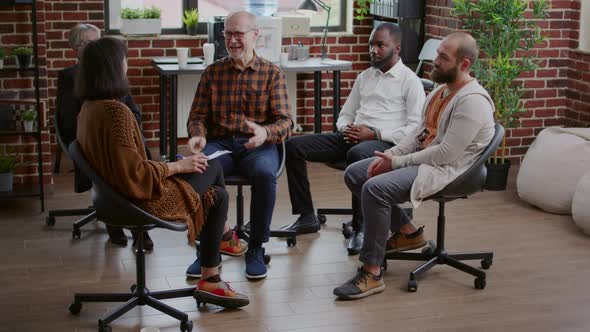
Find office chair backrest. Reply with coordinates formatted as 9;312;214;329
53;110;70;158
69;140;187;231
415;38;441;76
431;123;505;199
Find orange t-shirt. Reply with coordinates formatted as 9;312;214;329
418;80;472;149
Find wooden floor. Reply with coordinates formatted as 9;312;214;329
1;160;590;332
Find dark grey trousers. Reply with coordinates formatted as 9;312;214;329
344;157;419;266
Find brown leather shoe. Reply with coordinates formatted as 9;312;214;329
386;226;427;253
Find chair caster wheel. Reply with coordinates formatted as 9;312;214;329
474;277;486;290
181;320;193;332
72;228;81;239
68;301;82;315
46;216;55;226
286;237;296;247
263;254;271;265
408;280;418;292
98;321;112;332
196;300;207;307
481;258;492;270
317;214;327;225
342;223;353;239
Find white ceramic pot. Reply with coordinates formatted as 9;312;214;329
23;120;34;132
120;19;161;36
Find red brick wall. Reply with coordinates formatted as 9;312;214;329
0;1;52;185
566;49;590;126
424;0;586;164
1;0;588;182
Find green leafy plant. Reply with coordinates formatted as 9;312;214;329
182;9;199;27
452;0;549;163
12;46;32;56
142;6;161;19
21;109;36;121
120;7;143;19
120;6;161;19
355;0;373;20
0;154;18;173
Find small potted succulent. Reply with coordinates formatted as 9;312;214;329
0;154;18;192
120;6;162;36
21;109;36;132
0;48;5;69
183;9;199;36
13;46;33;70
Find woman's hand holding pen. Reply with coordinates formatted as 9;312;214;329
167;153;208;175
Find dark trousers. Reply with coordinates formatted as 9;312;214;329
203;138;279;248
285;132;393;230
177;160;227;268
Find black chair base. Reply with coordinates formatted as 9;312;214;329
231;182;297;249
46;208;96;239
69;230;195;332
384;241;493;292
384;201;492;292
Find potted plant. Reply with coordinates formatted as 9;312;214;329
13;46;32;70
354;0;372;20
452;0;549;190
120;6;162;36
0;154;17;192
183;8;199;36
0;48;5;69
21;108;36;132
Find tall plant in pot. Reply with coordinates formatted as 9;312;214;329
120;6;162;36
452;0;549;190
0;154;18;192
183;9;199;35
13;46;32;70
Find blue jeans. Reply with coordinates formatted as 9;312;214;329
203;138;279;248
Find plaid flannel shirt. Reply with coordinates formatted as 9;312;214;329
187;55;293;144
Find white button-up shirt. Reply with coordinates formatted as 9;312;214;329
336;59;425;144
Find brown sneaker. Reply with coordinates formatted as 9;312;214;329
194;276;249;309
333;267;385;300
386;226;427;253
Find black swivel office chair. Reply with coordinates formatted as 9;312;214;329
46;111;96;239
67;141;195;332
384;123;504;292
226;141;297;263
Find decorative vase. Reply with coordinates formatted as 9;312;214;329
186;25;198;36
16;54;31;70
120;19;162;36
23;120;34;132
484;158;511;191
0;172;13;192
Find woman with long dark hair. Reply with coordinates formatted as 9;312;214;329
75;37;248;309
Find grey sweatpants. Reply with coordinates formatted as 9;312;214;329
344;157;419;266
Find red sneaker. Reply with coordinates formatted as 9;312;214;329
219;230;248;256
194;278;249;309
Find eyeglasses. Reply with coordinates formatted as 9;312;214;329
222;28;255;40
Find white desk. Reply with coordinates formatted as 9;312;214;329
153;57;353;161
